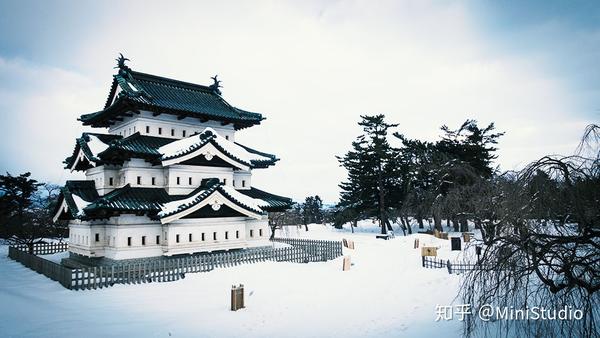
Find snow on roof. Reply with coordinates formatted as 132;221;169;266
158;127;273;164
86;135;110;159
220;185;269;212
71;194;91;216
158;187;213;217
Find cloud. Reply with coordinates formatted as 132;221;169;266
0;1;597;203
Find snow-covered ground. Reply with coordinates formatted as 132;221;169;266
0;223;465;338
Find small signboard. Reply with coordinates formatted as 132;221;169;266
231;284;245;311
450;237;462;251
462;232;471;242
421;246;438;256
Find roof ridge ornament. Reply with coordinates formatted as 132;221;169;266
209;75;222;95
114;53;131;74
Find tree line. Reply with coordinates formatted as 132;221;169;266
336;115;599;337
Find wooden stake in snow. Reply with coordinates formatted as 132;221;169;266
231;284;245;311
414;238;420;248
342;256;351;271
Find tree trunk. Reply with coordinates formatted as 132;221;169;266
417;217;424;229
377;162;387;236
452;217;459;232
304;223;309;231
351;220;356;233
459;215;469;232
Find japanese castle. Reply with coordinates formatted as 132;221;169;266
53;55;292;260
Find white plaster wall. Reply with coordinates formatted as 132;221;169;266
233;170;252;189
86;165;120;196
108;111;236;141
166;165;233;195
68;215;270;259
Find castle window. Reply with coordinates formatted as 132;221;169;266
171;128;175;136
127;237;132;246
137;176;142;185
259;229;263;237
152;177;156;185
176;234;180;243
250;230;254;238
233;180;236;187
158;127;162;135
188;177;192;185
95;233;99;242
213;232;217;240
189;233;192;242
202;233;205;241
109;177;114;186
182;130;186;137
225;231;229;240
236;230;239;239
223;178;227;185
133;126;136;133
242;180;246;187
225;135;229;140
156;235;160;245
142;236;146;245
128;128;131;135
176;177;180;185
146;126;150;134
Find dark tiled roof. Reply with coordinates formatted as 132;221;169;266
239;187;294;211
161;129;278;168
98;132;172;163
83;185;174;218
55;180;100;219
64;133;121;169
65;131;278;169
80;68;264;129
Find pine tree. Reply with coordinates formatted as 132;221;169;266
337;115;399;236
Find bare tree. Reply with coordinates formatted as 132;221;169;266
460;125;600;338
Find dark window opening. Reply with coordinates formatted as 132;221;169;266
171;128;175;136
109;177;114;186
95;233;100;242
156;235;160;244
201;233;205;241
137;176;142;185
259;229;263;237
142;236;146;245
250;230;254;238
182;130;186;137
158;127;162;135
236;230;239;239
223;178;227;185
127;237;132;246
146;126;150;133
242;180;246;187
213;232;217;240
176;177;180;185
188;177;192;185
176;234;180;243
189;233;192;242
225;231;229;240
152;177;156;185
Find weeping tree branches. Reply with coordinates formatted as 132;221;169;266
460;125;600;338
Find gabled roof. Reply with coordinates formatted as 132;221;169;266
159;178;267;223
159;128;278;169
63;133;121;171
53;179;293;222
52;181;100;222
79;66;264;129
64;130;278;170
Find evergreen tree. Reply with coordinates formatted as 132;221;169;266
337;115;399;236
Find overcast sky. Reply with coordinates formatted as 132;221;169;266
0;0;598;203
